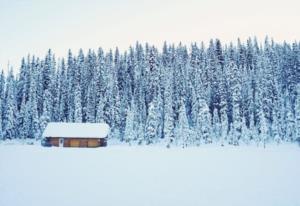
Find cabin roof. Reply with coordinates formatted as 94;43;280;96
43;122;110;138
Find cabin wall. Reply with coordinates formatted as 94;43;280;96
87;139;99;147
47;137;106;147
49;137;59;147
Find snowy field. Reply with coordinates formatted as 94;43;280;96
0;143;300;206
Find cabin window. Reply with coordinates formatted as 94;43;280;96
59;138;64;147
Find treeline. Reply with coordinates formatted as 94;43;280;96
0;37;299;146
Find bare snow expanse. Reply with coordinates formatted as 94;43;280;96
0;143;300;206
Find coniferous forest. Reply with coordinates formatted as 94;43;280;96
0;37;299;146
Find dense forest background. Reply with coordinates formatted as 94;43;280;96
0;37;299;146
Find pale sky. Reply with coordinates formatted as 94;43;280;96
0;0;299;70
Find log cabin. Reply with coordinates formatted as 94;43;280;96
42;122;110;147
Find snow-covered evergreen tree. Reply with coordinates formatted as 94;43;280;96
40;89;52;133
220;106;228;146
3;70;17;139
124;102;137;144
286;100;295;142
96;99;105;123
197;99;211;144
0;97;3;140
163;72;175;147
175;100;191;147
228;44;242;145
296;85;300;143
74;84;82;123
58;59;68;122
260;112;268;148
145;99;159;145
86;80;96;123
29;59;41;139
17;94;30;139
212;109;220;143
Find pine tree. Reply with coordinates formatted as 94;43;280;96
110;83;121;140
197;99;211;144
262;38;279;139
248;114;255;143
133;44;147;140
17;94;30;139
124;102;136;145
66;49;75;122
231;103;242;146
0;97;3;140
74;84;82;123
51;71;60;122
3;70;17;139
260;112;268;148
29;60;41;139
77;49;87;122
96;99;105;123
175;100;191;147
86;80;96;123
16;57;28;110
145;99;159;145
286;99;295;142
212;109;220;143
220;106;228;146
43;49;54;91
296;85;300;143
58;59;68;122
146;46;159;108
164;72;175;147
228;44;242;145
40;89;52;133
272;112;280;144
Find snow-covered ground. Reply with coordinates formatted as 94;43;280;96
0;143;300;206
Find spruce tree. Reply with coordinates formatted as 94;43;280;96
295;85;300;143
17;95;29;139
96;99;105;123
3;70;17;139
175;100;191;147
74;84;82;123
145;99;159;145
197;99;211;144
0;97;3;140
286;100;295;142
220;106;228;146
58;59;68;122
228;44;242;145
40;89;52;133
212;109;220;143
164;72;175;147
124;102;136;145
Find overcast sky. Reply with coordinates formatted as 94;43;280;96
0;0;299;70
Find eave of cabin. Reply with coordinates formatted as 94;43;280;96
42;122;110;139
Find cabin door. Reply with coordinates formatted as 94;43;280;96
59;138;64;147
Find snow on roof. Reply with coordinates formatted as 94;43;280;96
43;122;110;138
